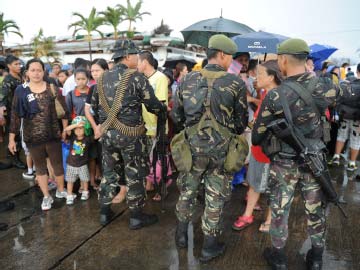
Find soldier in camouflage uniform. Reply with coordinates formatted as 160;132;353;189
171;35;248;262
91;39;166;228
252;39;342;270
0;55;26;169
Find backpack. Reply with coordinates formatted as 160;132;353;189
337;79;360;120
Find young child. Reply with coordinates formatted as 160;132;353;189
64;116;93;205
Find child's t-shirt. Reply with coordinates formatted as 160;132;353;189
67;136;91;167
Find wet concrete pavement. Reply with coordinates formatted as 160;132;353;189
0;164;360;270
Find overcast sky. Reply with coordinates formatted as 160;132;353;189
2;0;360;63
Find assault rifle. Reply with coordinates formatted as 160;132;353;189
267;118;347;218
152;103;169;210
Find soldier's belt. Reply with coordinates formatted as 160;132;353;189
106;120;146;136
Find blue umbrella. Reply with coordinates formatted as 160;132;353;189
309;43;338;71
232;31;290;53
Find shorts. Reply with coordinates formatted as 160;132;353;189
246;154;270;193
66;164;90;183
337;119;360;150
28;141;63;176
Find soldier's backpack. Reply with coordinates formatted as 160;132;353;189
170;69;248;173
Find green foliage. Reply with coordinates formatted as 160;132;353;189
68;7;105;60
117;0;150;35
0;12;23;54
153;19;172;36
31;28;59;60
0;12;23;39
99;6;124;40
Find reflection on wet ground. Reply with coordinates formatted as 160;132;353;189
0;164;359;270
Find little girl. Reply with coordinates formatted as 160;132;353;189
64;116;93;205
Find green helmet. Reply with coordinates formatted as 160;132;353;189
208;34;237;55
112;39;139;59
277;38;310;55
71;116;92;136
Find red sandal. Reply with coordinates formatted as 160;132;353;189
232;215;254;231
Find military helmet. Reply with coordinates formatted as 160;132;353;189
112;39;139;59
277;38;310;55
208;34;237;55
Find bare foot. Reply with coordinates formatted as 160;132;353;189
112;186;126;204
152;193;161;201
259;222;271;233
146;180;154;191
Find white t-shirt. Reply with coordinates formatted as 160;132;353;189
62;74;76;96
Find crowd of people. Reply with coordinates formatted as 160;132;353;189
0;34;359;269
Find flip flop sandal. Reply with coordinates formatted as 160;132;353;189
232;215;254;231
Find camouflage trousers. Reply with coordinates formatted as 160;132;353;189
268;156;326;249
175;129;231;236
99;129;149;210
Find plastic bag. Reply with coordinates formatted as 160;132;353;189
62;141;70;180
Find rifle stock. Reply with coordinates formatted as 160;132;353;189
267;119;347;218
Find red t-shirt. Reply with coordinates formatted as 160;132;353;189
251;89;270;163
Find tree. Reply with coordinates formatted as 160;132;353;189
99;6;124;40
68;7;105;61
31;29;59;62
152;19;172;36
117;0;150;38
0;12;23;55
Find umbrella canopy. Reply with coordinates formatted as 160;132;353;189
163;54;198;70
309;43;338;71
232;31;289;54
181;17;254;48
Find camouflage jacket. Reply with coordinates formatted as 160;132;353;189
171;64;248;135
252;72;342;147
0;74;22;111
91;63;164;127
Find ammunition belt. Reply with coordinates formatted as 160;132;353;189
98;69;145;136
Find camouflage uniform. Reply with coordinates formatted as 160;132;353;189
252;72;341;249
171;64;248;236
1;74;24;160
91;63;164;210
0;74;22;117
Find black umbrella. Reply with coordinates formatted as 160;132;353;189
232;31;289;54
181;17;255;47
163;54;197;70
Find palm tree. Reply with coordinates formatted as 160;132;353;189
99;6;124;40
0;12;23;55
68;7;105;61
117;0;150;38
31;28;59;62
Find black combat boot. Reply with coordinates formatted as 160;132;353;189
175;221;188;248
129;209;158;230
199;235;225;262
11;153;26;169
99;204;114;225
306;246;323;270
263;247;288;270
